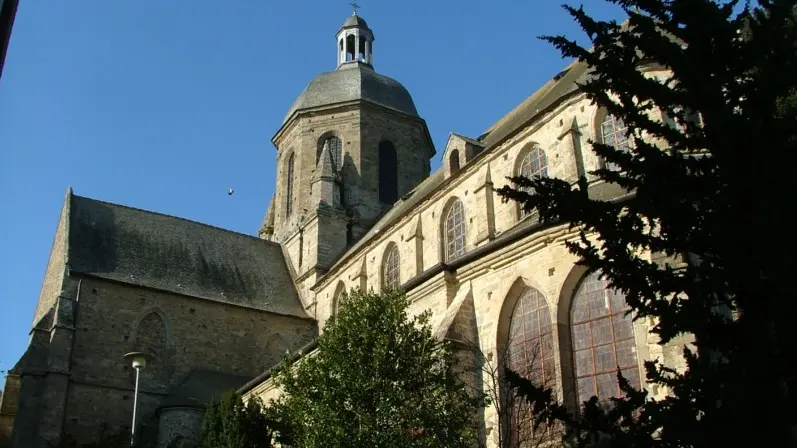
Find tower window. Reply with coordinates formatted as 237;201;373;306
378;140;398;205
286;153;295;217
318;135;343;171
571;270;640;404
449;149;461;174
444;199;466;261
346;34;356;62
382;243;400;291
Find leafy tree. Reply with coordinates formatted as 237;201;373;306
199;391;272;448
267;289;482;448
496;0;797;447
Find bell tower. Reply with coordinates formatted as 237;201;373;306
260;11;435;293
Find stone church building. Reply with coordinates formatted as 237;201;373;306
0;12;688;448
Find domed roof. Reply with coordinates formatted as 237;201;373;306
341;14;369;29
283;64;419;124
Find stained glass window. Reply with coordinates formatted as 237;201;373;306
444;199;466;261
382;244;400;290
518;147;548;217
507;286;555;446
571;271;640;404
600;113;632;171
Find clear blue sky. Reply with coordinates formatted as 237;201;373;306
0;1;624;375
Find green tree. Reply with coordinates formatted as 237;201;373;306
496;0;797;447
267;289;482;448
199;391;272;448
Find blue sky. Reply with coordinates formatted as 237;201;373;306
0;1;624;375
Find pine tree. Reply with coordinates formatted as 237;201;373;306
267;289;482;448
496;1;797;446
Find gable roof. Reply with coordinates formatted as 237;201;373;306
479;60;592;148
65;192;308;318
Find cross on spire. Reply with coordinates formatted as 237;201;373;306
349;0;360;16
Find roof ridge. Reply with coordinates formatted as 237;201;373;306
71;194;282;248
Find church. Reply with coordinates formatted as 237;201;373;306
0;11;689;448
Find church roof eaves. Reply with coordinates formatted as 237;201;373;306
64;194;309;319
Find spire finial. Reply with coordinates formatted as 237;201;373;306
349;0;360;16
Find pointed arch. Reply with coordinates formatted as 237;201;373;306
570;270;640;404
497;277;556;446
134;311;168;357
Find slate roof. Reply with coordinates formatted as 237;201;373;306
479;60;592;148
283;63;419;125
341;14;369;29
66;192;308;318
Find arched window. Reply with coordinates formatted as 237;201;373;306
449;149;461;173
517;146;548;217
599;113;632;171
444;199;466;261
382;244;400;291
571;271;640;404
286;153;295;217
318;135;343;171
346;34;356;62
332;281;346;315
378;140;398;205
507;286;555;445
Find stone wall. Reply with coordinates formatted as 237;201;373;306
252;85;692;447
12;276;316;446
31;194;69;327
156;407;204;448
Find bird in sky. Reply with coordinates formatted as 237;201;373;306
228;188;234;196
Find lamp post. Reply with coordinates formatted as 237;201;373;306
124;352;153;447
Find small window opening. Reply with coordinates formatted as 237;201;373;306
449;149;461;173
346;35;356;62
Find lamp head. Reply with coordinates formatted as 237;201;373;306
124;352;154;370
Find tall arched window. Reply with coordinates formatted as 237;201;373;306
449;149;461;173
507;286;555;445
571;271;640;404
599;113;632;171
382;244;400;291
332;281;346;315
518;146;548;217
444;199;466;261
379;140;398;205
286;153;295;217
318;135;343;171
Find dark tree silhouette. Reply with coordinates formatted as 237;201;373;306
497;1;797;447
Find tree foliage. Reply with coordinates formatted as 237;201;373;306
267;289;481;448
199;391;272;448
496;0;797;446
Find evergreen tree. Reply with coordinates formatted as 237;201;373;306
497;0;797;446
267;289;481;448
199;391;272;448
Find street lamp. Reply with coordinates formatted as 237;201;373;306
124;351;153;447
